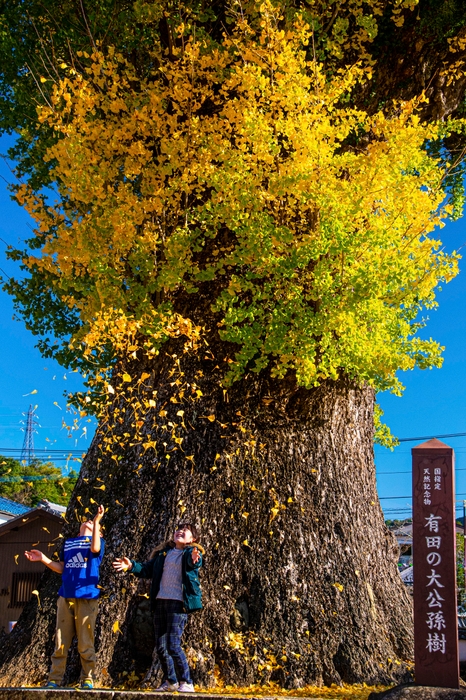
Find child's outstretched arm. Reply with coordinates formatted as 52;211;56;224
113;557;133;572
25;549;64;574
192;548;201;565
186;546;202;570
113;556;155;578
91;504;105;554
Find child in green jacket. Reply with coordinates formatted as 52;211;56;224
113;522;203;692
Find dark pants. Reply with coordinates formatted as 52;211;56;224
153;599;191;684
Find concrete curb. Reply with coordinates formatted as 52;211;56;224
0;691;328;700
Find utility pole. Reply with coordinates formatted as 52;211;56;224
20;405;39;465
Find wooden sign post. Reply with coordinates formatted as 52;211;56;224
412;438;459;688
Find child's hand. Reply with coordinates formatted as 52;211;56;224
25;549;44;563
94;504;105;524
113;557;132;572
192;547;201;564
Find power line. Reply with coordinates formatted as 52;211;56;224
397;432;466;443
0;448;86;454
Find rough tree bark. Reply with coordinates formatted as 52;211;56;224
0;329;413;688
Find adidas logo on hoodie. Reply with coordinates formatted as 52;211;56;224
66;551;87;569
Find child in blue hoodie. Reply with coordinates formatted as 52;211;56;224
25;504;105;689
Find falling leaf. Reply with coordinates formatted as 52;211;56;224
180;506;186;515
177;410;185;417
112;620;120;634
53;401;62;409
242;540;251;547
223;585;231;590
14;554;19;565
122;373;131;382
107;385;115;394
23;389;38;396
32;590;41;609
270;507;280;522
333;583;344;592
94;484;106;490
242;512;249;520
115;500;124;507
207;415;215;422
140;372;151;382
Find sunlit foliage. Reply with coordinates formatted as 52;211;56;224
4;0;465;411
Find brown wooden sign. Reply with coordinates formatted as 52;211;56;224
412;438;459;688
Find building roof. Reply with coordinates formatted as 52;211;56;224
0;496;30;517
37;499;67;515
0;505;63;537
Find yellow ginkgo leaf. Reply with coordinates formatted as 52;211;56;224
333;583;344;592
122;373;131;382
14;554;19;565
112;620;120;633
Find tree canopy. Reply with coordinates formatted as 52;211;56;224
1;0;466;409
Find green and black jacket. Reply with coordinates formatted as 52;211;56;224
130;543;204;613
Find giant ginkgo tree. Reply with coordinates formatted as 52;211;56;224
0;0;466;689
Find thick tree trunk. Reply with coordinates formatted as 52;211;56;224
0;341;413;688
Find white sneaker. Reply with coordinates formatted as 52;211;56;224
178;682;195;692
155;681;179;691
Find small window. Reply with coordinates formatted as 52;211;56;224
9;572;42;608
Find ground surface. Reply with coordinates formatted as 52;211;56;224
0;686;388;700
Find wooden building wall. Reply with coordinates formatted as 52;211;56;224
0;511;63;633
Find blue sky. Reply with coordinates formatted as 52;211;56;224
0;134;465;518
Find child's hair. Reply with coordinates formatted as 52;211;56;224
150;522;200;557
